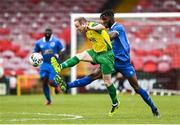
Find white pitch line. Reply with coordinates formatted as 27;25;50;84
0;112;83;122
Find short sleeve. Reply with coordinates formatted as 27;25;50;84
111;25;122;35
57;39;65;52
34;42;41;52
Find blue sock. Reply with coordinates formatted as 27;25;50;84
43;83;51;102
67;76;92;89
138;88;157;111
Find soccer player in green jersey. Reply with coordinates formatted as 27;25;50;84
51;17;119;116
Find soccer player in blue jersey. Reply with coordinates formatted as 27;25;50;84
56;10;160;117
33;28;65;105
100;10;160;118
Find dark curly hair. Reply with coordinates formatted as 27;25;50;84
100;9;114;18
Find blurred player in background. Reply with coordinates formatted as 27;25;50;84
51;17;119;116
58;10;160;117
33;28;65;105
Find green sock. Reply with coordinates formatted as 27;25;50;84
60;56;80;70
107;84;118;105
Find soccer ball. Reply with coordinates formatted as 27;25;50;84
29;53;43;67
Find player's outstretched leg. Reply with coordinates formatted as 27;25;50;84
128;76;160;118
51;57;62;74
67;76;92;89
67;70;102;89
139;88;160;118
54;74;67;93
51;56;80;74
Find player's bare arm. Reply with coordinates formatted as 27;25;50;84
88;24;105;31
109;32;118;41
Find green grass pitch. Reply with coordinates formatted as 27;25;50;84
0;94;180;124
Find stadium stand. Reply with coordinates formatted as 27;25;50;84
133;0;180;12
0;0;107;76
122;18;180;72
0;0;179;77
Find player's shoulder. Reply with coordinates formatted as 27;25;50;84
112;22;124;31
114;22;123;28
52;35;61;42
36;37;44;44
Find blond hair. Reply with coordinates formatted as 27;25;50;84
74;17;87;24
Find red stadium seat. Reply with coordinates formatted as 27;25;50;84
134;50;148;56
30;0;40;4
157;55;172;73
2;50;15;59
10;44;20;53
15;50;28;58
0;28;10;35
0;39;12;46
58;27;71;45
143;61;157;73
165;43;179;55
15;68;24;75
9;57;22;64
150;49;163;57
1;0;179;77
176;32;180;38
132;57;143;71
0;40;12;51
171;54;180;69
4;69;15;76
135;0;179;12
30;33;44;40
157;62;171;73
143;56;158;73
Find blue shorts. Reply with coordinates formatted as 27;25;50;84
39;62;56;81
114;60;136;78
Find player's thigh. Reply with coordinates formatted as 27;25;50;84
115;65;136;79
39;63;49;79
97;51;115;75
76;50;93;62
102;74;112;86
127;75;140;90
89;68;102;80
48;65;57;82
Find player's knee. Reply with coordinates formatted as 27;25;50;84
103;78;111;87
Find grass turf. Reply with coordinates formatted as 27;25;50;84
0;94;180;124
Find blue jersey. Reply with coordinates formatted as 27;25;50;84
34;35;64;63
109;22;130;64
109;22;135;78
